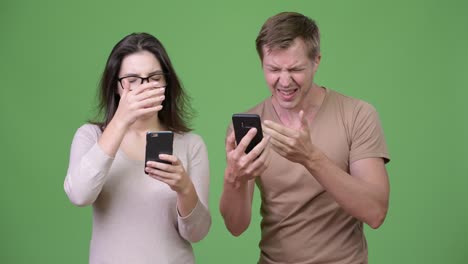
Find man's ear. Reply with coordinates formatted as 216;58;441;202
313;53;322;72
314;53;321;65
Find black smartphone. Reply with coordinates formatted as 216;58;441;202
232;113;263;154
145;131;174;171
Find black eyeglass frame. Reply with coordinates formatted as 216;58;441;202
118;73;168;89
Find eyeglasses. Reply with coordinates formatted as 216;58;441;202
118;73;167;90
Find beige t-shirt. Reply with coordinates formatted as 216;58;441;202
64;124;211;264
241;88;390;264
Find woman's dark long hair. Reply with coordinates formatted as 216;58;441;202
93;33;193;133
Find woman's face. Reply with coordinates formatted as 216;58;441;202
116;50;167;122
117;50;165;95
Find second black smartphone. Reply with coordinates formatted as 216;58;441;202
232;113;263;154
145;131;174;172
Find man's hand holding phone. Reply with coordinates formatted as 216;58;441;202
225;114;271;188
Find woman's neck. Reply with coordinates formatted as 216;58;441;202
129;115;165;134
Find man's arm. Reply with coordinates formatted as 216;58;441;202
219;130;270;236
220;175;256;236
264;110;389;229
306;155;389;229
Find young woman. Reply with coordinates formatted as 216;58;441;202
64;33;211;264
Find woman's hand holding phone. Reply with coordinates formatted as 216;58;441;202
145;156;194;195
146;154;198;217
144;131;193;195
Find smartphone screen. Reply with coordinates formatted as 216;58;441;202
232;114;263;154
145;131;174;172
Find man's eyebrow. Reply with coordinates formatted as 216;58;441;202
264;63;306;70
264;64;280;68
289;66;305;70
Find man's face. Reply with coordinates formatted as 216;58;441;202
262;38;320;111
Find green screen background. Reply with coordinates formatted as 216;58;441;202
1;0;467;263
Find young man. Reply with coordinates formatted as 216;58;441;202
220;12;390;264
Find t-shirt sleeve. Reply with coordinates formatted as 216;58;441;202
64;124;114;206
177;134;212;243
349;102;390;164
